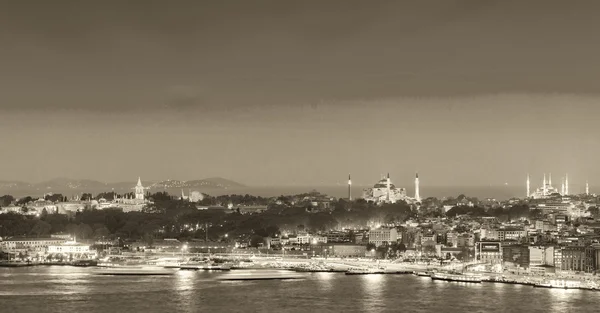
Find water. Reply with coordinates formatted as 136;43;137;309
2;267;599;312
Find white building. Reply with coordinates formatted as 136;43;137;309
368;227;398;247
0;238;66;253
47;241;92;254
363;174;408;204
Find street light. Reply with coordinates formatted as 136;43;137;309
181;244;188;257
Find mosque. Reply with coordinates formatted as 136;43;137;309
361;173;421;204
180;189;205;202
527;173;583;199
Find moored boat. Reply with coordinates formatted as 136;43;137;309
95;266;177;276
218;270;304;281
431;273;482;283
534;279;582;289
345;268;385;275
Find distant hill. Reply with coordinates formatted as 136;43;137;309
0;181;33;190
0;177;246;195
149;177;246;189
32;178;109;190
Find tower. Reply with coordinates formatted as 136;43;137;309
386;173;391;203
549;173;552;186
586;181;589;195
135;177;145;201
348;174;352;201
561;177;565;196
414;172;421;202
526;174;530;198
565;174;569;195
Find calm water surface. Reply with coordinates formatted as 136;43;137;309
1;267;599;313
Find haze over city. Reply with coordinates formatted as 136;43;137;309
2;0;600;186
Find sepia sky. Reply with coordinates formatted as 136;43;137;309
1;0;600;187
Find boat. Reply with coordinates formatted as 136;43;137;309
431;273;482;283
415;271;431;277
345;268;385;275
179;262;231;271
218;270;305;281
95;266;177;276
534;279;582;289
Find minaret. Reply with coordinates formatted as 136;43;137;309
414;172;421;202
565;174;569;195
586;181;589;195
549;173;552;186
543;173;547;196
526;174;530;198
561;177;565;196
386;173;391;203
348;174;352;200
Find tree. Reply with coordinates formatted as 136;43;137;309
29;220;52;237
0;195;15;207
76;223;94;239
93;226;111;239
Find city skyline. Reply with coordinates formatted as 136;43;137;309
2;1;600;185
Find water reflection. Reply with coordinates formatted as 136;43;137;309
359;275;386;313
546;288;582;313
314;272;334;292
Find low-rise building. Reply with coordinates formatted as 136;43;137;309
0;238;67;253
368;227;398;247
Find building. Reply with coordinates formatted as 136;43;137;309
480;227;527;241
325;231;351;243
111;178;153;212
0;238;67;253
556;246;596;273
362;174;408;204
502;245;530;269
529;173;563;199
47;240;92;255
180;190;205;202
368;227;398;247
313;243;367;257
529;245;555;266
475;242;503;264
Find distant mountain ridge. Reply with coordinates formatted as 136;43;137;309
0;177;246;192
150;177;246;189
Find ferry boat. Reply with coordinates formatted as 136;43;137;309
431;273;482;283
218;270;305;281
345;268;385;275
95;266;177;276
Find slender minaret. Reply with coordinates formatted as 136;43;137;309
386;173;391;202
348;174;352;200
565;174;569;195
414;172;421;202
549;173;552;186
526;174;530;198
561;177;565;196
543;173;547;196
586;181;589;195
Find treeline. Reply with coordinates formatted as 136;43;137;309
445;204;542;220
0;195;417;244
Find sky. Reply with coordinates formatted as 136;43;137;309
1;0;600;187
